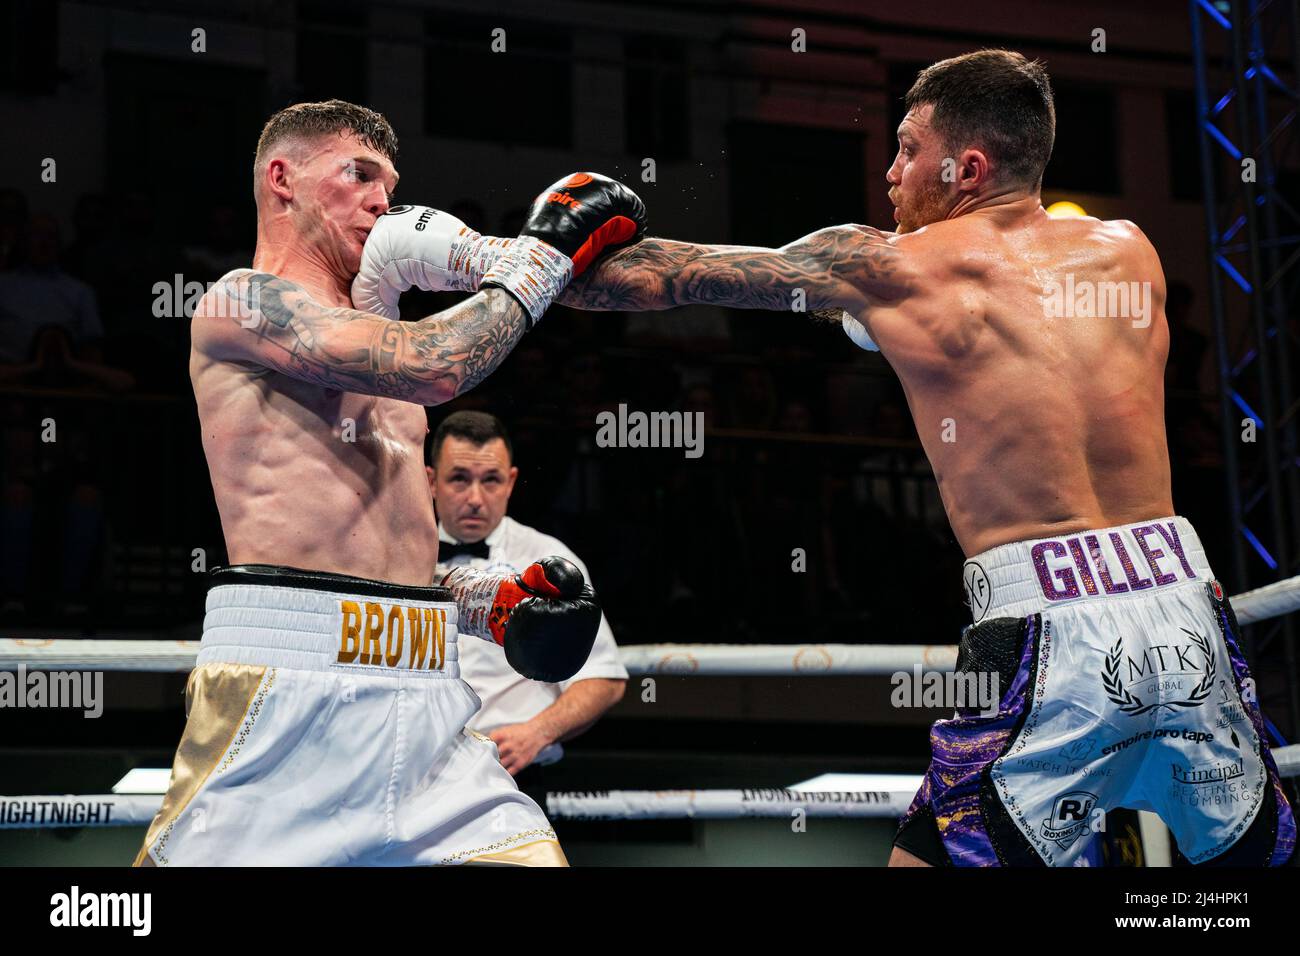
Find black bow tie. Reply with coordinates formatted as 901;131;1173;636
441;540;490;561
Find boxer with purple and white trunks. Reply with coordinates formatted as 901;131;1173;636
892;517;1295;866
537;51;1299;865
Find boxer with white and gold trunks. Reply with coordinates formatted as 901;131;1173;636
364;51;1294;865
135;100;643;866
138;566;562;865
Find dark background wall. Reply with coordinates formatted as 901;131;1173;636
0;0;1264;835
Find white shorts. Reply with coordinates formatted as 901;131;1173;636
897;517;1295;867
134;565;565;866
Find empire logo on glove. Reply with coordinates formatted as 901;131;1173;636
547;192;582;210
545;173;596;210
378;205;434;231
514;171;646;277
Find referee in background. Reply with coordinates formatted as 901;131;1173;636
427;411;627;812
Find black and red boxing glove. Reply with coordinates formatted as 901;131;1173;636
481;172;646;327
516;172;646;276
442;556;601;683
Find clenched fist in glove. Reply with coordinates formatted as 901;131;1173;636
441;556;601;683
351;172;645;327
350;205;512;319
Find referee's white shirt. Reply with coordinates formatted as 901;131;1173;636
435;515;628;766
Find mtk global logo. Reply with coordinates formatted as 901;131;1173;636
1101;628;1216;716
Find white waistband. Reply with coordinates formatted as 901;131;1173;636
200;582;461;678
961;516;1214;623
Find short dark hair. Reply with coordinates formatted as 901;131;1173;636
905;50;1055;188
429;411;513;467
254;99;398;187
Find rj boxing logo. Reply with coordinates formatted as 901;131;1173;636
1039;790;1099;850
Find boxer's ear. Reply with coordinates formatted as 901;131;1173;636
426;465;436;497
955;147;992;192
265;157;294;203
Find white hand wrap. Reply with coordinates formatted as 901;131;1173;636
480;236;574;327
440;566;510;644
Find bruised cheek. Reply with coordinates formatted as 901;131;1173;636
310;179;353;233
292;186;330;242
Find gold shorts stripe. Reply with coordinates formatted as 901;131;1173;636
132;663;268;866
465;838;569;867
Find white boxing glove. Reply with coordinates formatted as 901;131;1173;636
351;204;512;319
841;312;880;352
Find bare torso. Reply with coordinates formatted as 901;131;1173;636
862;208;1173;556
191;268;439;585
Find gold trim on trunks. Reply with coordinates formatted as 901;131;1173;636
465;837;569;867
441;825;565;865
132;663;270;866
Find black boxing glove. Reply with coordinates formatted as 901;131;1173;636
441;556;602;683
480;172;646;327
516;171;646;276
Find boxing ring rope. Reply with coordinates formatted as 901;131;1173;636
0;789;913;828
3;572;1299;675
1;573;1298;830
3;748;1298;829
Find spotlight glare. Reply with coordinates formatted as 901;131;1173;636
1046;200;1088;219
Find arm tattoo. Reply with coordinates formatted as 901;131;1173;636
558;227;905;314
223;273;527;404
